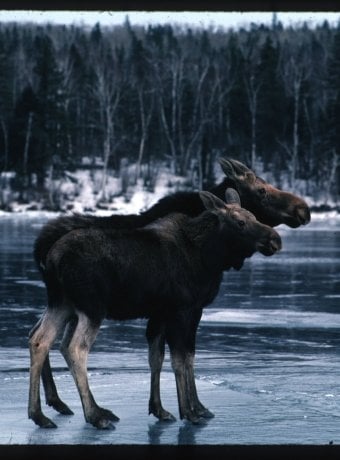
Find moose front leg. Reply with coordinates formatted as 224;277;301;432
185;357;214;419
165;310;211;424
146;318;176;421
41;316;78;416
183;307;214;419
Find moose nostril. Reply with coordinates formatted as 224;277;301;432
271;235;282;252
271;241;278;252
296;206;311;225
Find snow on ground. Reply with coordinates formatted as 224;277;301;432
0;164;338;219
0;166;191;217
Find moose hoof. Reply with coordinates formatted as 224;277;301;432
30;412;58;429
156;410;177;422
160;411;177;422
98;407;120;422
88;407;120;429
199;407;215;419
93;418;116;430
182;411;208;425
188;416;207;425
149;403;176;422
48;399;74;416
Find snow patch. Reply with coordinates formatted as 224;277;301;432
0;164;339;219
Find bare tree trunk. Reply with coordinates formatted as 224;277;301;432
136;135;146;181
0;118;9;171
155;58;196;175
250;94;257;170
135;88;154;182
245;74;260;170
291;78;301;190
180;68;218;175
99;113;112;202
279;51;310;191
303;98;315;195
325;149;338;204
196;144;203;190
182;124;204;175
48;164;55;209
23;112;33;186
176;59;184;165
158;89;177;172
171;60;178;147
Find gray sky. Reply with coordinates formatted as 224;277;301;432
0;11;339;30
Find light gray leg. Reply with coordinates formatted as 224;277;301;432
60;311;119;429
28;308;70;428
41;317;78;415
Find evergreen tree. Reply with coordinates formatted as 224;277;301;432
0;30;14;171
8;85;39;198
0;20;338;208
33;32;68;187
324;25;340;200
257;35;286;168
224;33;249;162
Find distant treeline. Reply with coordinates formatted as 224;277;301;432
0;19;339;207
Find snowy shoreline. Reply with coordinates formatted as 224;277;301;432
0;208;339;222
1;166;338;220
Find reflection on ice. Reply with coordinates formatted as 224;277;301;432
251;255;340;264
14;280;45;288
201;308;340;329
260;294;316;297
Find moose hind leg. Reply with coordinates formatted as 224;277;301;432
28;308;70;428
41;316;78;415
41;355;74;415
60;311;119;429
146;319;176;422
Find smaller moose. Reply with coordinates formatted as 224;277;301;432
28;189;281;429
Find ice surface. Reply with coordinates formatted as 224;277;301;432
0;213;340;445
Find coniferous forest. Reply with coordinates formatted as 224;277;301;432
0;19;339;211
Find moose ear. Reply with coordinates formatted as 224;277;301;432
199;191;226;211
219;158;256;184
225;188;241;206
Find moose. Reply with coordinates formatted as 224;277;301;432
28;189;282;429
34;159;310;273
31;158;310;426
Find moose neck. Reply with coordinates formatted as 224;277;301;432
210;178;261;224
183;212;235;273
210;178;242;200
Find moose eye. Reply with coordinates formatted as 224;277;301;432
238;220;246;228
258;188;266;196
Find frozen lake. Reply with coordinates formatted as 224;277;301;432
0;213;340;445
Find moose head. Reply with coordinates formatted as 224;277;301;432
219;158;311;228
